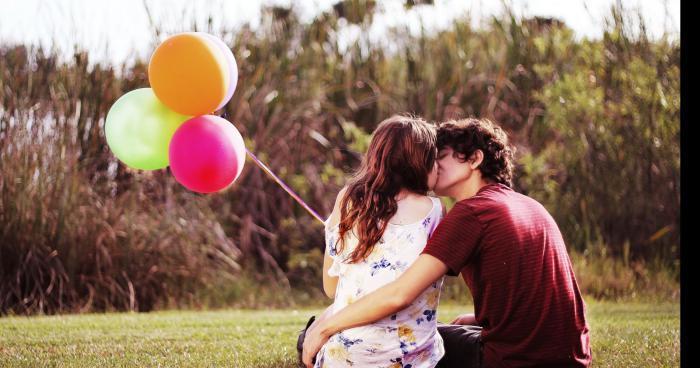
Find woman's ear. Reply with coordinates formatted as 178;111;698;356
468;149;484;170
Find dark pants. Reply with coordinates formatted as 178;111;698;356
297;316;482;368
296;316;316;367
436;323;484;368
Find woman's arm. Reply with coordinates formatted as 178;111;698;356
322;252;338;299
322;187;347;299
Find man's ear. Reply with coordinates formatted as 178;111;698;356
468;149;484;170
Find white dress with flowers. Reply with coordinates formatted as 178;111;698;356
315;196;445;368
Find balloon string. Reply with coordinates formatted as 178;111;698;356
245;148;326;225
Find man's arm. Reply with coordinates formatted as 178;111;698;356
305;303;335;336
302;254;448;367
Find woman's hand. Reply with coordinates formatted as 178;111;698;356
302;321;330;368
450;313;477;325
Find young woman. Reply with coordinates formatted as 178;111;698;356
312;115;446;367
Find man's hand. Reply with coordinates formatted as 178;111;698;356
302;321;330;368
450;313;477;325
302;254;448;367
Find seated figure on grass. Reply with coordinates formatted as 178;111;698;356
301;117;592;368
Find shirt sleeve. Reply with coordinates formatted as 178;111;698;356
324;227;342;277
421;202;483;276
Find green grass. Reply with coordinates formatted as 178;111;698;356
0;301;679;367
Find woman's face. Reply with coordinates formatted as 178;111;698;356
427;159;439;191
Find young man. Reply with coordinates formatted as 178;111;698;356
302;118;592;367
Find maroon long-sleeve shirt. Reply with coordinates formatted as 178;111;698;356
423;183;591;367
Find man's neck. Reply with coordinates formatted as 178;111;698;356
453;178;491;202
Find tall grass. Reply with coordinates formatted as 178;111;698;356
0;2;679;314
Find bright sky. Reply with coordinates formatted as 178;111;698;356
0;0;680;67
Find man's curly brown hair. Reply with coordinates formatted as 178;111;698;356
437;118;515;187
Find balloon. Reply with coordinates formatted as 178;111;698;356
105;88;190;170
228;121;246;181
169;115;246;193
198;33;238;111
148;33;230;116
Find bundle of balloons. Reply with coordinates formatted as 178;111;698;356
105;32;326;224
104;32;244;193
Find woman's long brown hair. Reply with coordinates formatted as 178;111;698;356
336;115;437;263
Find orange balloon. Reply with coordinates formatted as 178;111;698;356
148;33;230;116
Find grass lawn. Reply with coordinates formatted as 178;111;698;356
0;301;679;367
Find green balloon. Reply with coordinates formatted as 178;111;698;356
105;88;190;170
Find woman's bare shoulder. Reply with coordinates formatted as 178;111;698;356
326;186;349;229
392;195;436;224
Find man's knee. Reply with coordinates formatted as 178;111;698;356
437;324;483;368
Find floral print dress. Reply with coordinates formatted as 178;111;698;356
315;196;445;368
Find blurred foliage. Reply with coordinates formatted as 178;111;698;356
0;2;679;314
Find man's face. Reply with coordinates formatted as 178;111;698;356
433;146;472;197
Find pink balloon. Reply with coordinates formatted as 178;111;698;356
199;33;238;111
227;122;246;181
169;115;246;193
